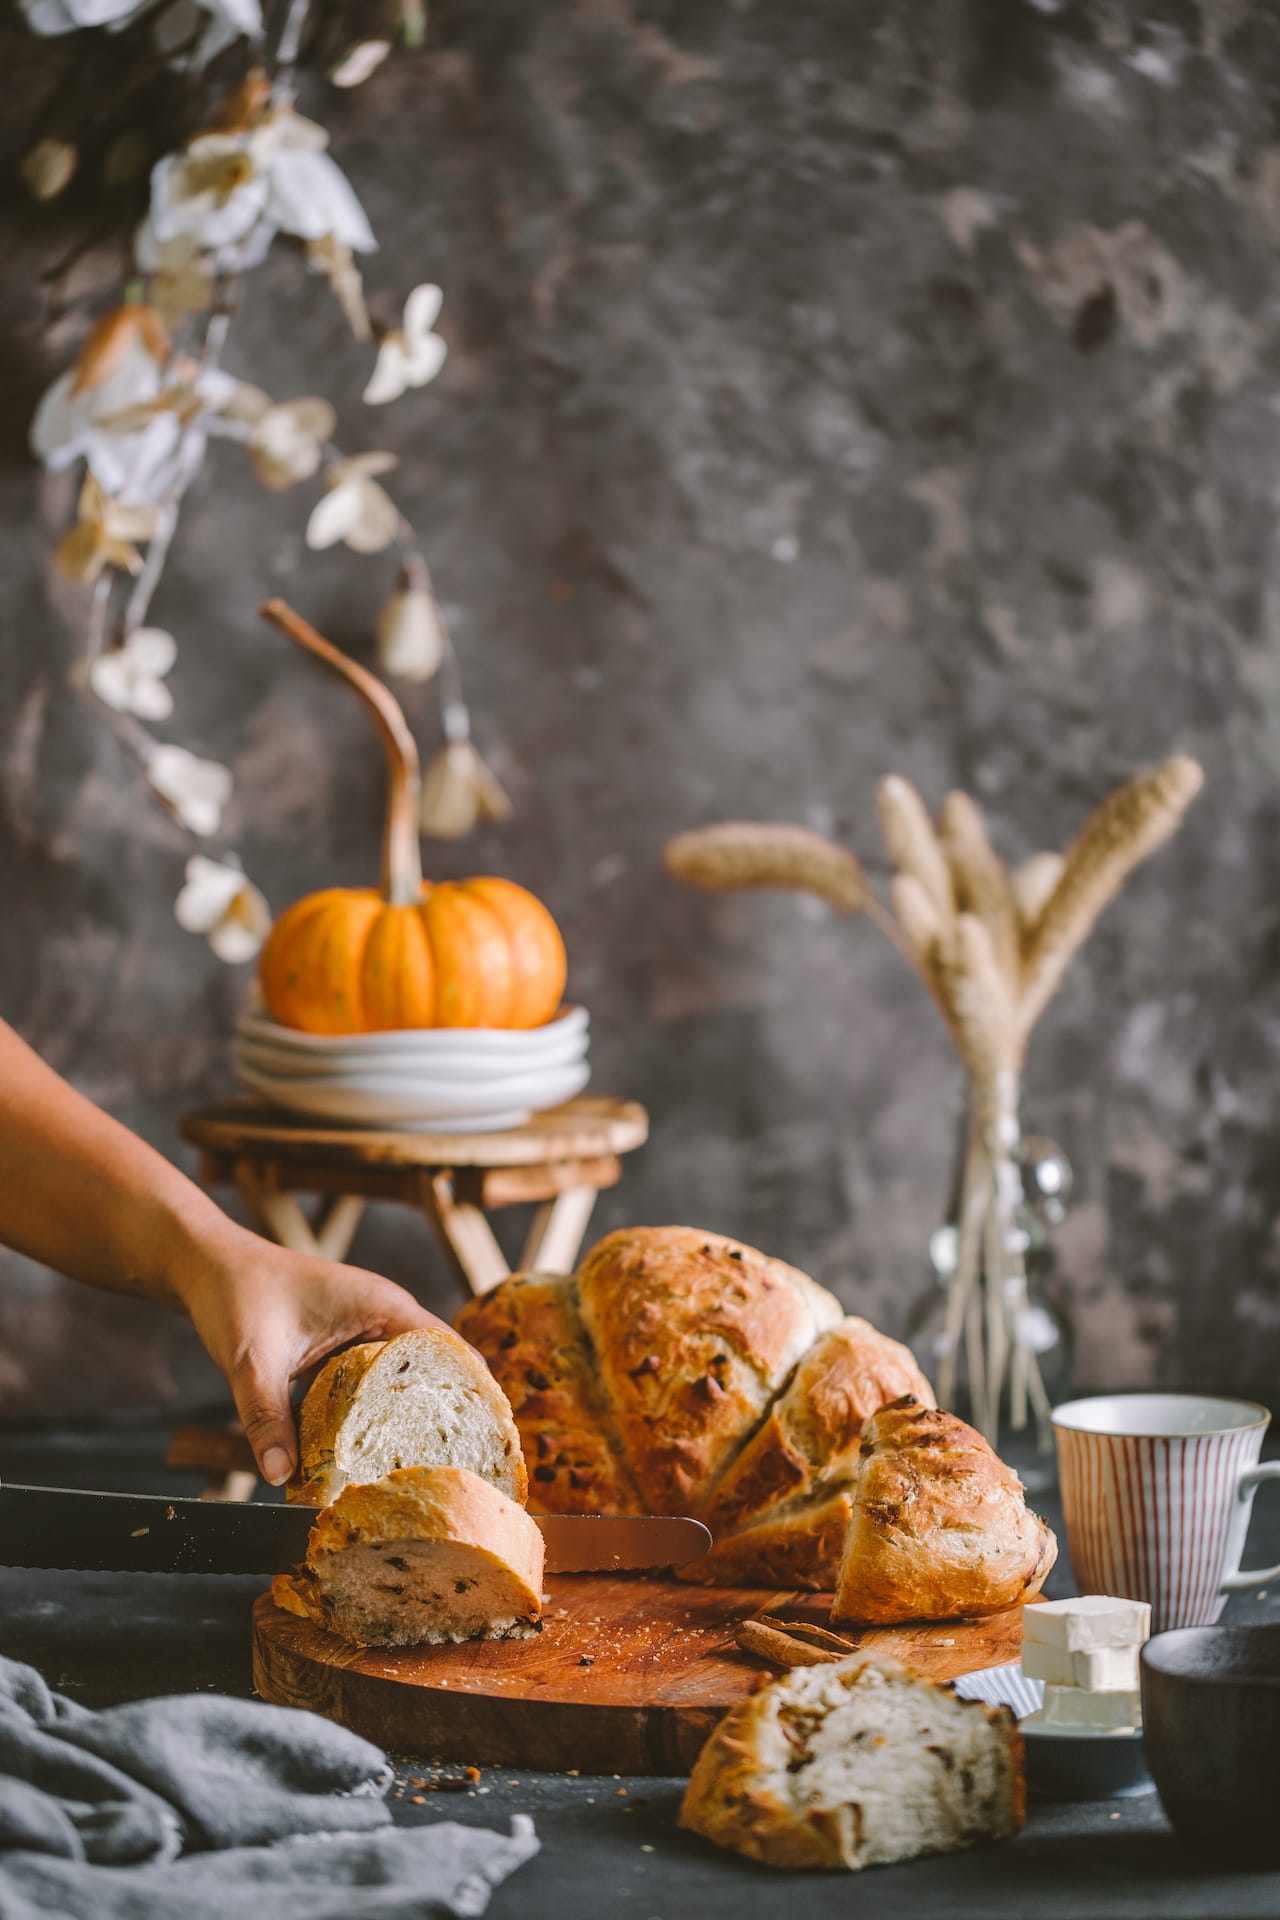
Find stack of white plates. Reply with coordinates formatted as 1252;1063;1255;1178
233;1004;590;1132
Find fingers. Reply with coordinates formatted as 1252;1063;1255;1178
229;1349;298;1486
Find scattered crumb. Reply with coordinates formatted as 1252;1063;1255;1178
616;1787;628;1797
411;1795;426;1805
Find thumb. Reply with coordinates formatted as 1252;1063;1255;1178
229;1350;298;1486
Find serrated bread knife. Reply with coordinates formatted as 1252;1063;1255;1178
0;1483;711;1576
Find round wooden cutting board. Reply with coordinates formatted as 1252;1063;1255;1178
252;1574;1027;1774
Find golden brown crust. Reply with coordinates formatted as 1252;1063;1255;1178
697;1318;935;1541
679;1653;1024;1870
832;1397;1057;1625
575;1227;841;1514
289;1341;384;1505
455;1273;643;1516
678;1487;856;1589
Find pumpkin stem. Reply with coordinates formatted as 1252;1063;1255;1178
259;598;424;905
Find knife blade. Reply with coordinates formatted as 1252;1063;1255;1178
0;1484;711;1576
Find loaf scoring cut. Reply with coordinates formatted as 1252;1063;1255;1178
678;1653;1025;1870
275;1465;545;1648
832;1397;1057;1624
289;1327;527;1509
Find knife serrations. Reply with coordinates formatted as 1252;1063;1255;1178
0;1486;713;1577
0;1485;317;1576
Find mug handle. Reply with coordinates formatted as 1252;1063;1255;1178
1220;1462;1280;1593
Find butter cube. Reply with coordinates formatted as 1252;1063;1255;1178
1037;1682;1141;1731
1021;1595;1151;1654
1020;1641;1140;1691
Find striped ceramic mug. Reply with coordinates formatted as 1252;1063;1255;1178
1052;1394;1280;1632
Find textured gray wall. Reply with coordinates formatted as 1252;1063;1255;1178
3;0;1279;1424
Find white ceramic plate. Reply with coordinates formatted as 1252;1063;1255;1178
233;1058;591;1129
953;1661;1154;1800
232;1027;589;1083
236;1003;588;1061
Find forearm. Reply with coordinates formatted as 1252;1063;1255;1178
0;1019;245;1308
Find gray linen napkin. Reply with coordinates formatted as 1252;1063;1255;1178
0;1657;537;1918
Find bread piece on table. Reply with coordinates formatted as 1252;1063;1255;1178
679;1653;1024;1870
279;1465;545;1648
455;1272;643;1516
832;1398;1057;1625
288;1327;526;1508
678;1485;856;1589
575;1227;842;1514
696;1318;935;1543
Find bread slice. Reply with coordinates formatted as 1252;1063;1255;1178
275;1465;545;1648
696;1318;935;1544
678;1485;856;1589
832;1397;1057;1626
455;1272;644;1516
679;1653;1024;1870
574;1227;842;1514
288;1328;526;1508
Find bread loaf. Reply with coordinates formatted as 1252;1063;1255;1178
679;1652;1024;1870
832;1397;1057;1625
289;1327;526;1508
457;1228;938;1589
274;1465;545;1648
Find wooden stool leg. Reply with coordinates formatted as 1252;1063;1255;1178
519;1185;598;1274
313;1194;366;1262
420;1172;511;1297
235;1164;365;1262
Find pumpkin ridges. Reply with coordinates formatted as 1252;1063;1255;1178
361;900;437;1030
264;892;384;1034
259;890;356;1028
461;877;566;1029
424;884;516;1027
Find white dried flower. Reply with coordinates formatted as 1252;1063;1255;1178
377;574;445;681
88;627;177;719
146;744;232;836
247;396;337;491
305;452;400;554
330;38;392;88
363;284;447;405
420;741;512;840
175;855;270;962
21;0;261;44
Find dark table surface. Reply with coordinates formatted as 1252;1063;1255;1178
2;1422;1278;1920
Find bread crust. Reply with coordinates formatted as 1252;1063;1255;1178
574;1227;842;1514
679;1653;1025;1870
289;1327;527;1507
284;1465;545;1647
677;1486;856;1589
697;1318;935;1541
832;1397;1057;1625
455;1273;643;1516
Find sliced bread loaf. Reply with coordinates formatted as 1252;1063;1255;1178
289;1327;526;1508
679;1653;1024;1870
276;1464;545;1648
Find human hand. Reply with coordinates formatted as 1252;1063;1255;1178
173;1227;446;1485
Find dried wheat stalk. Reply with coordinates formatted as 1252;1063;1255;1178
663;822;869;914
940;790;1020;987
877;775;955;927
1011;852;1064;931
1019;755;1204;1033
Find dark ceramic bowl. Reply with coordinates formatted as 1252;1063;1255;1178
1141;1625;1280;1863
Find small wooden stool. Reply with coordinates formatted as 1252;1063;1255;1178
172;1095;648;1498
180;1095;649;1297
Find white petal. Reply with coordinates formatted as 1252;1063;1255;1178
361;340;408;406
127;676;175;722
29;370;82;465
305;483;358;550
402;331;447;388
128;626;177;676
207;880;271;962
175;854;246;931
21;1;79;33
404;283;444;341
87;652;134;712
266;150;377;253
377;588;444;681
330;39;392;88
148;746;231;836
261;111;330;155
343;479;400;553
333;450;398;482
276;395;337;442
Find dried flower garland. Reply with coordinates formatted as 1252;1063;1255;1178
21;0;508;969
666;756;1204;1444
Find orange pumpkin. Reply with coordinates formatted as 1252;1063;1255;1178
257;600;566;1034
